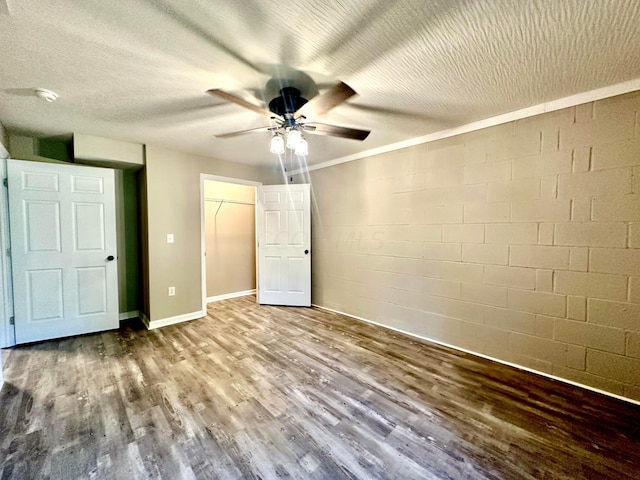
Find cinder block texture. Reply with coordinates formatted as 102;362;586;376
510;245;570;269
463;244;509;265
308;91;640;402
554;271;627;301
484;265;536;290
486;223;537;244
558;168;632;198
556;223;627;248
567;296;586;321
443;224;484;243
535;269;553;292
630;277;640;303
511;199;571;222
566;344;587;370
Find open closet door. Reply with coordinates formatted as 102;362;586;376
256;184;311;306
7;159;119;344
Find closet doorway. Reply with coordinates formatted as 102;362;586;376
201;175;260;307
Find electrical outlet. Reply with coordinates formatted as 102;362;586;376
168;286;175;296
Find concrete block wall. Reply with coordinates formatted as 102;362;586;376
301;90;640;401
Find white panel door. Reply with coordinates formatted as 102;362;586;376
8;159;119;344
256;184;311;306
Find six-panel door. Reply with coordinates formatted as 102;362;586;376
256;184;311;306
8;159;119;344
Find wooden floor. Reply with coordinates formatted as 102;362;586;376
1;296;640;479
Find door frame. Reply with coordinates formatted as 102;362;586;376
0;158;15;347
199;174;261;313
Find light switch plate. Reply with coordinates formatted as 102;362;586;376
167;233;174;243
168;286;175;296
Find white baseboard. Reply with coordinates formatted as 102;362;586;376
119;310;139;321
144;309;205;330
207;289;255;303
313;304;640;407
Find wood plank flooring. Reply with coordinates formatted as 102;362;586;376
1;295;640;479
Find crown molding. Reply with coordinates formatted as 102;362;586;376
289;77;640;176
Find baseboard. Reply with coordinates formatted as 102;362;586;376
119;310;139;321
207;289;255;303
144;309;205;330
313;303;640;407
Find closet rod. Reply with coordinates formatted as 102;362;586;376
205;198;255;206
206;198;255;218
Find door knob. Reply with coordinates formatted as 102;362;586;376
106;255;115;261
304;250;309;255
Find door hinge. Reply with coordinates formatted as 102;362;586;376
9;316;14;325
3;178;7;187
5;248;10;257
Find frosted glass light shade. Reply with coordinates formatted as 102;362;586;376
286;129;301;149
270;135;285;154
294;137;308;156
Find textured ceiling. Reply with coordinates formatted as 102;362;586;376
1;0;640;167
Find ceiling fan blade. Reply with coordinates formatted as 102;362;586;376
306;123;370;141
206;89;273;117
215;125;274;138
295;82;357;120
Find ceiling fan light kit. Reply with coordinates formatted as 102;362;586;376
269;133;285;155
286;128;302;149
270;129;308;156
294;137;308;156
208;79;371;158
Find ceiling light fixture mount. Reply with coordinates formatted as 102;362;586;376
34;88;58;103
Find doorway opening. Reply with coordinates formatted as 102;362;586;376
200;175;260;311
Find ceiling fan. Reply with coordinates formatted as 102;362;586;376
206;80;371;154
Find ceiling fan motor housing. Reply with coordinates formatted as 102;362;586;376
268;87;308;118
208;79;369;141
